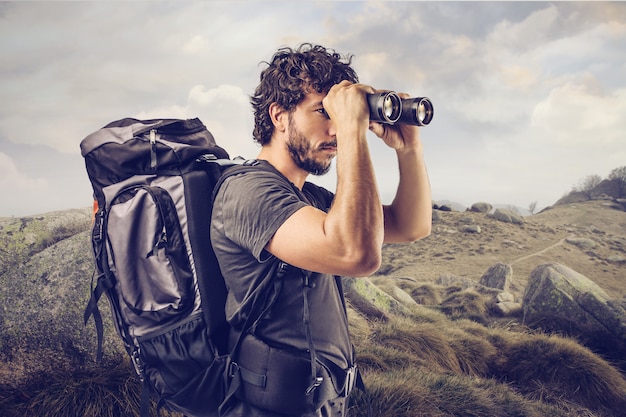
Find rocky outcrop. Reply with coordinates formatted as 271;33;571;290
523;263;626;357
479;263;512;291
469;202;492;213
342;276;410;319
490;208;524;224
0;210;125;387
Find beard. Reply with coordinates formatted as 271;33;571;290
286;116;335;176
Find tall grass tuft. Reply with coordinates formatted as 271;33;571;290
438;290;487;322
348;368;570;417
5;360;180;417
495;333;626;412
369;318;461;374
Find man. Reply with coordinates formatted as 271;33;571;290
211;43;432;417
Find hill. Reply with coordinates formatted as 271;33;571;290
378;199;626;301
1;199;625;416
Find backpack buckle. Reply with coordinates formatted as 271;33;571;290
228;361;240;378
92;211;104;242
131;350;145;382
344;366;356;396
276;261;292;279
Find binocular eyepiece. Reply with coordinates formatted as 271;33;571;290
367;92;434;126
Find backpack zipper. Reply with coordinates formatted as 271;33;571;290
150;129;157;170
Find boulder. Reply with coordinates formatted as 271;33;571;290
342;277;410;319
469;202;492;213
565;237;597;250
490;208;524;224
522;263;626;356
386;285;419;308
462;225;481;234
0;212;125;388
479;263;512;291
435;273;477;290
494;301;522;316
496;291;515;303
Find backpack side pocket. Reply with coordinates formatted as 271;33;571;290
107;185;194;337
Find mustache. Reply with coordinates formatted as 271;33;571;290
318;141;337;149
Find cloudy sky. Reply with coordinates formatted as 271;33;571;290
1;1;625;217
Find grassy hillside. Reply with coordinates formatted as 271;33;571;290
1;200;625;416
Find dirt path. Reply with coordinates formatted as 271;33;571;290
509;235;573;265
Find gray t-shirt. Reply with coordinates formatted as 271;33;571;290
210;161;353;368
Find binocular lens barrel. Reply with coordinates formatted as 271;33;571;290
399;97;434;126
366;92;434;126
367;92;402;124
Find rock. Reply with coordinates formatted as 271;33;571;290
0;216;125;387
496;291;515;303
490;208;524;224
462;225;481;234
522;263;626;357
479;263;512;291
494;301;522;316
607;255;626;264
342;277;410;319
435;273;478;290
565;237;597;250
385;285;419;308
469;202;492;213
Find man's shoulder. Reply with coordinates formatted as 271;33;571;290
219;163;289;194
302;181;334;211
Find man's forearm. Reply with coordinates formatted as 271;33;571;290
325;125;384;274
385;146;432;243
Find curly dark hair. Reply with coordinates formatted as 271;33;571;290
251;43;359;145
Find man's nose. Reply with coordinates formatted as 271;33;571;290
327;119;337;138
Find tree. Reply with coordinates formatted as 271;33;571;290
528;201;537;214
608;166;626;182
573;174;602;198
608;166;626;197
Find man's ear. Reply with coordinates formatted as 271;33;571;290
269;103;288;133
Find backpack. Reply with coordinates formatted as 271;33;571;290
80;117;369;417
80;117;276;416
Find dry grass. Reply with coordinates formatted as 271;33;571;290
347;293;626;417
3;289;625;417
347;367;569;417
0;359;180;417
494;333;626;412
3;201;625;416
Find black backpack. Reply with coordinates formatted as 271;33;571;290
80;117;277;416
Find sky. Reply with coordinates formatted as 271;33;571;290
1;1;625;217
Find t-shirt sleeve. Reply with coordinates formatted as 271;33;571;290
215;171;308;261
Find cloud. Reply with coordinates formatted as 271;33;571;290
0;152;49;216
134;84;258;159
1;1;625;216
182;35;211;55
0;152;47;190
531;78;626;146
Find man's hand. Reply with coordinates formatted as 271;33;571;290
322;80;372;135
368;92;422;153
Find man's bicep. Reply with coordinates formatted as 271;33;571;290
265;205;339;274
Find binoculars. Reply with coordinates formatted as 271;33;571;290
367;92;434;126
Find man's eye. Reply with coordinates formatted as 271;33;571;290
317;108;329;119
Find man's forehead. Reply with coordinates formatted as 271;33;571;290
300;90;326;107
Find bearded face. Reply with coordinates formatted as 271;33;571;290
286;114;336;176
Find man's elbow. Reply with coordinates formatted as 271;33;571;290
406;222;432;243
343;248;382;277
